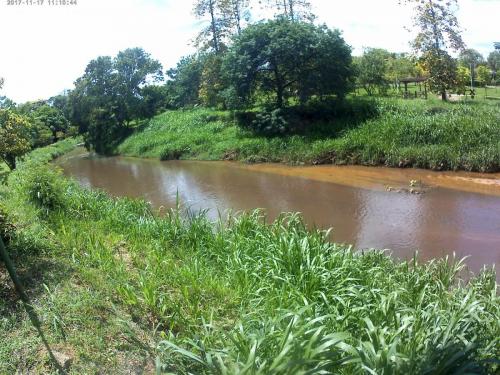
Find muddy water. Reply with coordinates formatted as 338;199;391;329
58;149;500;277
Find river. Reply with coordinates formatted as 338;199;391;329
57;148;500;277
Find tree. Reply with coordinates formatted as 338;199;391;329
220;0;250;35
475;65;491;86
386;53;419;90
223;19;353;108
487;50;500;77
138;85;169;119
165;55;204;108
33;105;69;143
402;0;465;100
0;96;16;109
194;0;230;54
458;48;485;67
264;0;314;22
70;49;163;153
356;48;391;95
48;93;72;121
70;56;116;135
422;49;458;99
0;109;32;170
114;48;163;125
455;65;470;94
199;53;225;107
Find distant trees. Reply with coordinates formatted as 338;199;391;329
223;19;353;108
475;65;491;87
0;110;32;170
402;0;465;101
70;48;163;153
487;51;500;83
458;48;485;68
387;54;421;88
356;48;391;96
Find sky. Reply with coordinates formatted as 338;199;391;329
0;0;498;103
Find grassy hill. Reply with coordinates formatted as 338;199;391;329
118;98;500;172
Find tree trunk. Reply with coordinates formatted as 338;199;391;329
209;0;220;54
441;90;447;101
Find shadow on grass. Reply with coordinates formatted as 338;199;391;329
235;98;380;138
1;237;69;373
0;256;72;312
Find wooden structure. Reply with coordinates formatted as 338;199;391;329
399;77;429;99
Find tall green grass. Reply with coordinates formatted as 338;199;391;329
118;98;500;172
1;142;498;373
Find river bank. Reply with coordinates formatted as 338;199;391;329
1;140;499;373
118;98;500;172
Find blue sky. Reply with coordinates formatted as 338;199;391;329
0;0;498;103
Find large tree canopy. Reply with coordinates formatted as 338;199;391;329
223;19;353;108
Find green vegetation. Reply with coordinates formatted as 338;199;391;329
223;18;353;108
0;141;498;373
118;98;500;172
0;109;33;170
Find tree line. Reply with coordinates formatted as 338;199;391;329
354;47;499;97
1;0;499;165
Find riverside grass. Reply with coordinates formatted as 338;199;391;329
0;141;499;374
118;98;500;172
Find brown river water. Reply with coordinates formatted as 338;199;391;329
57;148;500;278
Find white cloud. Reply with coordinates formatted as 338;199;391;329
0;0;498;103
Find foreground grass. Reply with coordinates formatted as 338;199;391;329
0;141;499;373
118;98;500;172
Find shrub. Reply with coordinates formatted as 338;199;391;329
11;164;68;216
250;109;288;135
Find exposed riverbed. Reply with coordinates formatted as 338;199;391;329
57;148;500;277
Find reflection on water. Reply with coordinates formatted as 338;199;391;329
58;149;500;277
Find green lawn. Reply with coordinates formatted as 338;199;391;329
481;85;500;100
1;141;498;373
118;97;500;172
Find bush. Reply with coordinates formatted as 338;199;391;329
11;163;68;216
250;109;288;135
